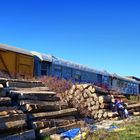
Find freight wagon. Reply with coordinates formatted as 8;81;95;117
0;44;34;78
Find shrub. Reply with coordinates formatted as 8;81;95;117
39;76;72;93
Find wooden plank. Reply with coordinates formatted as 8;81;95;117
0;129;36;140
8;80;44;88
29;108;78;120
16;96;60;101
19;100;68;112
10;86;50;91
39;122;81;137
10;90;56;96
0;97;11;106
0;114;27;123
0;109;23;116
30;116;76;130
19;100;67;106
10;91;59;101
0;120;27;132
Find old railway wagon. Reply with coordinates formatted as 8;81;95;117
111;74;140;94
31;51;111;88
0;44;139;94
31;51;140;94
0;44;34;78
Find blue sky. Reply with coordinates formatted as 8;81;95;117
0;0;140;77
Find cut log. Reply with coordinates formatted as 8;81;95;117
76;85;84;91
98;96;112;104
133;112;140;116
84;89;92;97
98;113;103;119
88;86;96;93
83;84;90;89
93;86;108;95
83;92;88;99
0;97;11;106
29;108;78;120
0;120;26;132
100;103;110;109
103;112;108;118
0;114;27;123
107;112;118;118
91;101;95;106
127;103;140;110
92;93;98;101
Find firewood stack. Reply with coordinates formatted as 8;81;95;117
0;79;35;140
8;79;79;137
64;84;120;120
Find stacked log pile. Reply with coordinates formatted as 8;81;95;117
65;84;140;120
64;84;118;120
0;79;35;140
8;79;79;137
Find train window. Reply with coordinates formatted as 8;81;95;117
62;67;72;79
41;62;47;69
41;70;47;75
54;66;62;77
74;74;81;82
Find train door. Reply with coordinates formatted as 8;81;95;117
97;74;102;86
41;61;51;76
17;54;34;78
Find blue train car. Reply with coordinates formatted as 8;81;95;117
31;52;111;87
111;74;140;94
31;51;140;94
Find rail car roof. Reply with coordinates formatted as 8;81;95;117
31;51;110;76
31;51;53;62
0;44;33;56
112;74;140;84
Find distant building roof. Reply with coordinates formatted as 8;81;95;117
0;44;33;56
31;51;110;76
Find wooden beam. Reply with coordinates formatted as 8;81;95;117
29;108;78;120
39;122;81;137
0;97;11;106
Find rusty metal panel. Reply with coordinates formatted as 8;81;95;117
0;49;34;78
